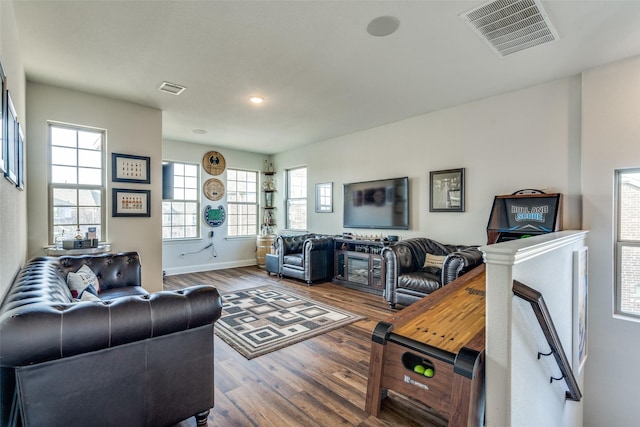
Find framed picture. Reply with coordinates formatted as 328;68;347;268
4;92;17;185
16;123;24;190
430;168;465;212
315;182;333;213
112;188;150;217
573;247;588;374
0;60;6;174
112;153;150;184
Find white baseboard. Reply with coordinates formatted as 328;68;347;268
163;259;257;276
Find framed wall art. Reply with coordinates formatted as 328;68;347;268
16;123;24;190
429;168;465;212
315;182;333;213
4;92;17;185
112;153;150;184
573;247;588;374
0;60;6;174
112;188;150;217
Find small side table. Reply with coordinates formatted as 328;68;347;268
265;253;279;276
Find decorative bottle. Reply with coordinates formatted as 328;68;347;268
55;229;65;249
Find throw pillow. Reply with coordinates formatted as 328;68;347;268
422;253;447;274
67;264;101;301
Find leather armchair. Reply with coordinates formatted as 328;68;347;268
276;234;334;284
0;252;222;427
382;238;484;308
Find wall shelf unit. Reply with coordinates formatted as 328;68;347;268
261;170;276;234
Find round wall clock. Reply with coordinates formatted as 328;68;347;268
204;178;225;201
202;151;226;175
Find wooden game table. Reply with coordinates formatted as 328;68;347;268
365;264;486;427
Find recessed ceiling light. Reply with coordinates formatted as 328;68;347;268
192;129;207;134
367;16;400;37
249;96;265;104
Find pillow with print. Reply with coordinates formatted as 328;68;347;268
422;253;447;275
67;264;101;301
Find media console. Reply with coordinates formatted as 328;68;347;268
332;238;391;295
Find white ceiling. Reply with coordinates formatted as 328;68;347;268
12;0;640;154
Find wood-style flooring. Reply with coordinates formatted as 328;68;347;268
164;266;446;427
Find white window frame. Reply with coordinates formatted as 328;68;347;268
48;123;105;244
286;166;307;230
227;168;258;237
162;161;200;240
615;168;640;320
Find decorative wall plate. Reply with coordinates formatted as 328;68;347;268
202;151;226;175
204;178;225;201
204;205;226;227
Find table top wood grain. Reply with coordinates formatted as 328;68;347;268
385;264;486;354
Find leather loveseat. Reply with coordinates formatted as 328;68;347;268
0;252;222;427
382;238;484;308
275;234;334;284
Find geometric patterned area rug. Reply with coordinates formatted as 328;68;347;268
214;285;364;360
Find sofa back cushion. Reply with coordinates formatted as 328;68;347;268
394;238;452;274
58;252;141;290
280;234;315;255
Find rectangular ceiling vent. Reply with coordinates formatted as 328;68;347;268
158;81;186;96
460;0;559;57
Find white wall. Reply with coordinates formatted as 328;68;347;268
582;56;640;427
162;139;268;275
0;1;27;300
26;83;164;292
482;231;587;427
273;76;583;246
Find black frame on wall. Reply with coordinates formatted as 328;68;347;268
0;60;6;175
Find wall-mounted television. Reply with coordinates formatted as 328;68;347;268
343;177;409;229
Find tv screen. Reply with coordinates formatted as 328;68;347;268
343;177;409;229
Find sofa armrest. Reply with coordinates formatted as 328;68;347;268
0;285;222;367
441;247;484;285
382;246;400;300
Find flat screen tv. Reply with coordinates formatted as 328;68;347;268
343;177;409;229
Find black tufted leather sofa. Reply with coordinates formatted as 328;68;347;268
382;238;484;309
275;234;335;284
0;252;222;427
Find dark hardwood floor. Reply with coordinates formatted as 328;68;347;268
164;266;447;427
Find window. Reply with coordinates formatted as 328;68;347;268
286;166;307;230
49;124;105;243
615;168;640;318
227;169;258;236
162;162;199;239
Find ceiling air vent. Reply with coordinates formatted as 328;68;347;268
460;0;559;57
158;81;186;95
